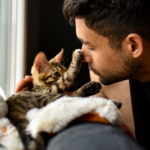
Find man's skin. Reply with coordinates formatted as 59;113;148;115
16;18;150;141
15;76;33;93
90;71;135;139
75;18;150;139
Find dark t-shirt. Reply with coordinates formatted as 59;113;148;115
130;79;150;150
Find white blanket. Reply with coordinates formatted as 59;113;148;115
0;96;123;150
26;96;123;138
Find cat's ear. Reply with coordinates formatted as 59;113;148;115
34;52;50;73
49;49;63;63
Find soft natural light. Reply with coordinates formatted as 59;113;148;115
0;0;26;98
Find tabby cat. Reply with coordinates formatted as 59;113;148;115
6;49;101;150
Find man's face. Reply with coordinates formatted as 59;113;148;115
75;18;138;85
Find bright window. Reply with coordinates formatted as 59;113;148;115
0;0;26;98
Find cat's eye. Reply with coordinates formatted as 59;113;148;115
54;72;61;77
47;81;54;85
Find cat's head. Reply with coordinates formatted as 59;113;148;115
31;49;66;87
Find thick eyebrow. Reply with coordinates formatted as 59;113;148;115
77;37;91;45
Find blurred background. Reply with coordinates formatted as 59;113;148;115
0;0;90;98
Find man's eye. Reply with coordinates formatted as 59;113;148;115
87;47;94;51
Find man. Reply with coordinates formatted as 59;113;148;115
16;0;150;149
90;72;135;139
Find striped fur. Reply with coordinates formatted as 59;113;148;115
6;49;101;150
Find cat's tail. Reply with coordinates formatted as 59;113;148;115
18;119;44;150
22;132;44;150
7;113;44;150
6;96;45;150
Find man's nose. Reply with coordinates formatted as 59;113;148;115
81;44;92;63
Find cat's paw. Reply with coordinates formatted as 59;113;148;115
80;81;101;97
72;49;82;65
73;49;82;56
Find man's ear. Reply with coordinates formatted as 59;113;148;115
125;33;144;58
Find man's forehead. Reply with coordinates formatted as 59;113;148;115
77;37;91;44
75;18;102;45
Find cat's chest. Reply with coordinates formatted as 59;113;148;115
31;85;52;94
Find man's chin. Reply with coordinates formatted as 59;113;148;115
99;78;116;85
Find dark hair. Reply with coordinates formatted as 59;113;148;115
63;0;150;49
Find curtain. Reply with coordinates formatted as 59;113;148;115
0;0;26;98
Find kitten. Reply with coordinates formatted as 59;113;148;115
6;49;101;150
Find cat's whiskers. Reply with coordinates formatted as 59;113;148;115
69;82;78;89
62;56;71;67
61;53;68;65
69;80;82;90
73;81;82;87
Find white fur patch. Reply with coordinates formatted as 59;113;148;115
26;108;42;122
26;97;123;138
0;117;24;150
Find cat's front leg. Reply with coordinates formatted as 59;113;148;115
71;81;101;97
51;49;82;93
